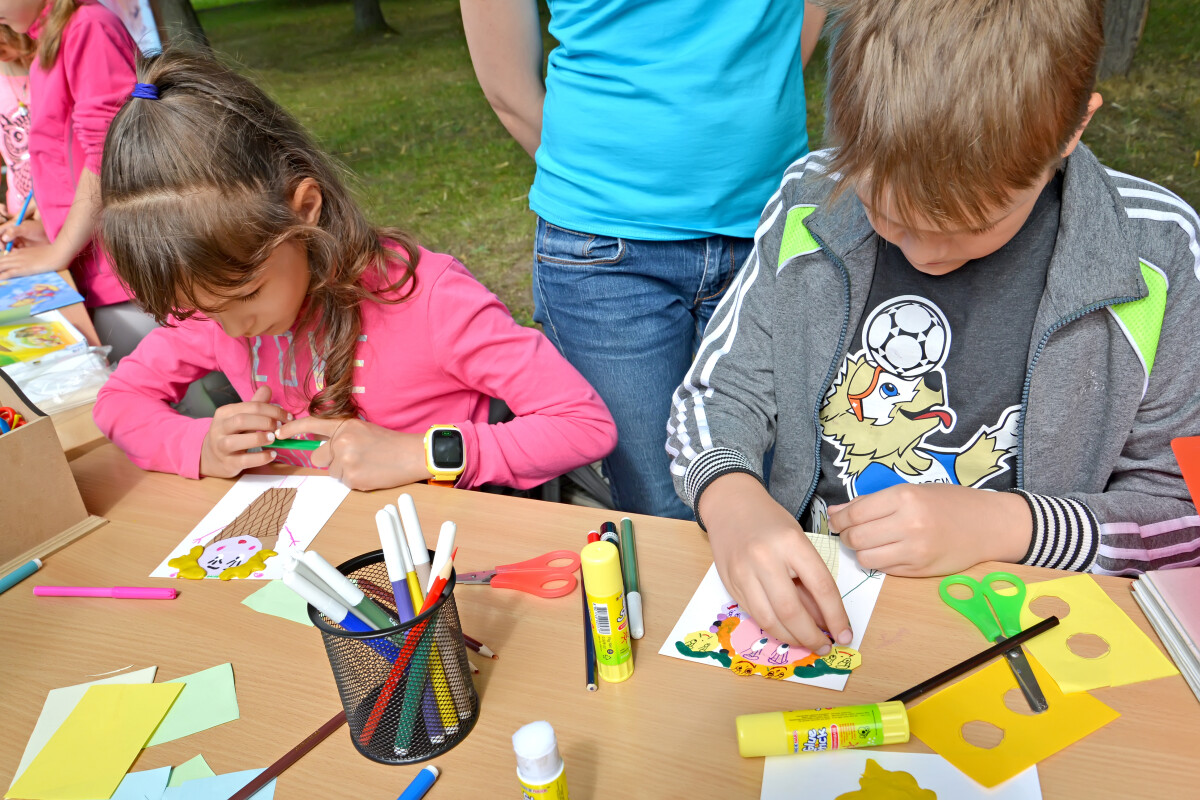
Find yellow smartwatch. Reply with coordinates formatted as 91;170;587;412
424;425;465;487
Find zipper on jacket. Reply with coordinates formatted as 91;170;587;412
796;230;853;520
1015;296;1137;488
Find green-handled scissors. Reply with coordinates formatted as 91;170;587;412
939;571;1049;713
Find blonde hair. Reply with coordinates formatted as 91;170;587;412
0;24;36;66
99;48;420;420
824;0;1104;230
35;0;78;70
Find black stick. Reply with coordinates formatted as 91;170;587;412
888;615;1060;705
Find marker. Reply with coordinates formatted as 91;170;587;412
599;521;619;549
5;188;33;254
393;552;457;755
397;765;440;800
0;558;41;595
586;531;600;544
33;585;176;600
281;568;401;662
264;438;322;451
301;550;397;631
398;494;432;589
389;507;424;613
376;509;415;621
581;573;597;692
426;521;456;595
619;518;644;640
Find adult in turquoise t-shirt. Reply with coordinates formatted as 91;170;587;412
461;0;825;518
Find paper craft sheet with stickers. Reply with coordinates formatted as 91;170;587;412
151;474;350;580
660;533;884;690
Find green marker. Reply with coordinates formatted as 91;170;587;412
265;438;322;451
619;517;644;640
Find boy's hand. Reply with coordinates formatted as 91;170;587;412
828;483;1032;576
699;473;852;655
199;386;290;478
275;416;428;491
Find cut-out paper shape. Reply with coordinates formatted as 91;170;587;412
166;755;216;787
148;663;240;746
161;768;276;800
836;759;937;799
660;538;884;691
109;766;172;800
761;750;1042;800
6;682;183;800
8;666;158;789
908;655;1119;788
242;579;314;626
1018;573;1178;693
151;475;350;580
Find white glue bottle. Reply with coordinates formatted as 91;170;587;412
513;721;569;799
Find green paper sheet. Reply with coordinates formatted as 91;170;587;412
6;683;183;800
242;580;313;626
9;667;158;789
148;663;240;746
166;755;216;787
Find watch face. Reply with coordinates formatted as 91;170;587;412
431;429;464;469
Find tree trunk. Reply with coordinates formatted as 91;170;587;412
153;0;210;49
353;0;394;35
1099;0;1151;80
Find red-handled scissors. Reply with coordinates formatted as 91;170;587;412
456;550;580;598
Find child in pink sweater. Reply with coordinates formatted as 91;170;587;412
93;49;616;491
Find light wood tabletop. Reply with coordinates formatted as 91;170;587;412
2;444;1197;798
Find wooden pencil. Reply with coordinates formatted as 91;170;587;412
227;710;346;800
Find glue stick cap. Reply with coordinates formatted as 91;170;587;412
513;721;562;783
580;541;622;596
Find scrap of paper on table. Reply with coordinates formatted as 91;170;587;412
242;579;314;626
6;683;183;800
659;534;884;691
761;750;1041;799
161;768;276;800
148;663;239;746
908;654;1119;788
8;666;158;789
151;474;350;580
108;767;172;800
166;755;215;787
1017;573;1177;693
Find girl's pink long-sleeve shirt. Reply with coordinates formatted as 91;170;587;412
93;248;617;489
29;0;135;307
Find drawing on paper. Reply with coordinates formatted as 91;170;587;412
152;474;350;581
168;488;296;579
836;759;937;800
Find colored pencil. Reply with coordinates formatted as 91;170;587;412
462;632;497;659
228;709;346;800
4;189;33;254
581;572;597;692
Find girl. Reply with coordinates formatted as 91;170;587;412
0;24;33;222
0;0;147;359
92;49;618;492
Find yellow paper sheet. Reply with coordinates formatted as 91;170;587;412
6;683;183;800
1019;573;1178;693
909;655;1119;787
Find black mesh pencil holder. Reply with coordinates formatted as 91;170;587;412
309;550;480;765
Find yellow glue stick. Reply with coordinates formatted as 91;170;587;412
736;702;909;757
514;721;569;799
580;541;634;683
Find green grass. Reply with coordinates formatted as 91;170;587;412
192;0;1198;320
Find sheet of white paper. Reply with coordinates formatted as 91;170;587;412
761;750;1041;799
9;666;158;788
150;474;350;580
659;539;885;690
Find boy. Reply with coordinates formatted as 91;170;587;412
666;0;1200;656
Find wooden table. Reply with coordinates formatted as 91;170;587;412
2;444;1197;798
49;402;105;461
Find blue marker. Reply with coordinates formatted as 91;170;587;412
282;568;401;661
5;189;34;254
0;558;42;595
397;765;440;800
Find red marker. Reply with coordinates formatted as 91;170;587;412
586;531;600;544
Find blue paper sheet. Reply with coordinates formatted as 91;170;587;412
108;766;172;800
160;769;276;800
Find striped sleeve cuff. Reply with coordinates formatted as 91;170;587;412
1008;490;1100;572
685;447;763;530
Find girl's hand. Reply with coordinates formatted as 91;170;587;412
699;472;852;654
275;416;428;491
0;217;50;250
0;240;69;280
828;484;1032;577
199;386;291;478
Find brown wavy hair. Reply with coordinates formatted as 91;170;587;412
35;0;78;70
99;48;420;419
0;23;37;66
824;0;1104;230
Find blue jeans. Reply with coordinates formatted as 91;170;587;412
532;217;753;519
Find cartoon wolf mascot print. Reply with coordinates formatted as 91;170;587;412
818;295;1019;522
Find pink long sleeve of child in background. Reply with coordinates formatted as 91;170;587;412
28;0;135;307
93;248;617;489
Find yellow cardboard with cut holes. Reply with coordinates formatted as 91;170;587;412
1018;574;1177;693
908;655;1119;787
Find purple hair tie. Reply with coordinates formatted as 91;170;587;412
131;82;158;100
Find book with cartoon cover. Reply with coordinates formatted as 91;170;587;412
0;272;86;316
